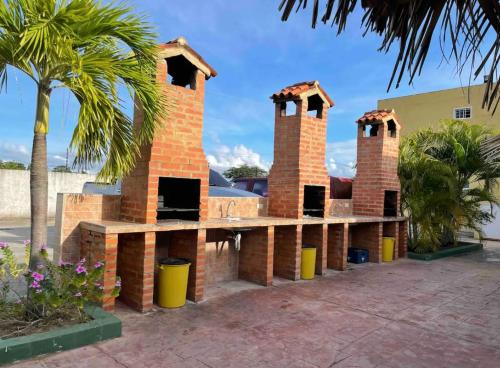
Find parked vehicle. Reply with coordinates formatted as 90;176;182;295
232;177;269;197
232;176;353;199
330;177;352;199
83;181;121;195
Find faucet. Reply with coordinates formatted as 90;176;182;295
226;200;236;218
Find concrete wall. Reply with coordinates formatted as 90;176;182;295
0;170;96;219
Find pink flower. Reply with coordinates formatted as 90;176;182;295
0;242;8;249
30;280;40;289
75;264;87;274
115;280;121;288
23;240;30;246
40;244;48;251
58;260;72;267
79;258;86;264
94;261;104;269
74;292;82;297
31;272;45;282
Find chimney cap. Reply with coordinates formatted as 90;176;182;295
356;109;401;126
271;81;334;107
158;37;217;79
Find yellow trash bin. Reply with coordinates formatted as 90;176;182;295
382;237;395;262
301;245;316;280
158;258;191;308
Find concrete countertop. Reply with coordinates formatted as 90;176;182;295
80;215;406;234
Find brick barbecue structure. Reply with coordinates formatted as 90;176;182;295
352;109;401;218
120;37;217;225
268;81;333;220
55;38;407;314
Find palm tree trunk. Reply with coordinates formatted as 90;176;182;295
30;86;50;268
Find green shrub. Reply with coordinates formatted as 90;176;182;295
0;241;120;338
399;120;499;253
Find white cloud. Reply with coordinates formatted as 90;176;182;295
326;139;357;177
207;144;269;174
0;142;30;163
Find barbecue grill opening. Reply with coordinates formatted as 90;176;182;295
387;119;397;138
157;177;200;221
303;185;325;217
166;55;198;90
361;122;379;137
307;94;323;119
280;101;297;117
383;190;398;217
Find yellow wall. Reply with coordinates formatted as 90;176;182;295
379;83;500;223
378;83;500;136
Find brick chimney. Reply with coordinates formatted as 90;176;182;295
268;81;333;219
352;109;401;217
121;37;217;224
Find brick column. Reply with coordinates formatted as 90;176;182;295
168;229;206;302
239;227;274;286
398;221;408;258
327;223;349;271
273;225;302;281
80;230;118;311
302;224;327;275
117;231;156;312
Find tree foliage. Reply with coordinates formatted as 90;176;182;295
0;161;25;170
0;0;165;179
278;0;500;112
399;120;499;253
52;165;72;173
224;165;268;179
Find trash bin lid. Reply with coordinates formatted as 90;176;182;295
159;257;190;265
302;244;316;249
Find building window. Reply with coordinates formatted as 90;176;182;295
454;107;471;119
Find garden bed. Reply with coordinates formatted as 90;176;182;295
408;242;483;261
0;305;121;366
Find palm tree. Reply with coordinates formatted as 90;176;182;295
482;136;500;164
278;1;500;112
0;0;164;265
399;120;499;252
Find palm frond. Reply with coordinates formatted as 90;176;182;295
279;0;500;112
0;0;166;181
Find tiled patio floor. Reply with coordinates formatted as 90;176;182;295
11;242;500;368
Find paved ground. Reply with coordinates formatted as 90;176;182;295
9;242;500;368
0;219;55;261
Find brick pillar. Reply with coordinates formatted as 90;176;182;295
273;225;302;280
351;222;383;263
168;229;206;302
239;227;274;286
327;223;349;271
80;230;119;311
117;232;156;312
398;221;408;258
302;224;327;275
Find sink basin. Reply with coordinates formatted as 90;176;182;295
225;217;241;222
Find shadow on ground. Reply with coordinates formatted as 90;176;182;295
10;242;500;368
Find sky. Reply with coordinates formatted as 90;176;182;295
0;0;478;177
